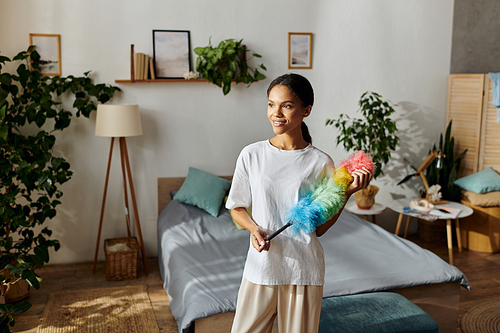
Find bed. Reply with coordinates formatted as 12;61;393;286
157;176;470;333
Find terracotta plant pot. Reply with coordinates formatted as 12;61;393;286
0;268;30;304
354;185;379;209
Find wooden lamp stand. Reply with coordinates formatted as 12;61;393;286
92;104;148;275
416;149;447;204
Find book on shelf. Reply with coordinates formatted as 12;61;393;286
133;52;138;81
129;45;155;81
134;53;142;80
149;58;155;80
143;54;149;80
133;52;151;80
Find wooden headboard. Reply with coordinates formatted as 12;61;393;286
157;176;232;215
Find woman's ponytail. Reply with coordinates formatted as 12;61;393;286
301;121;312;144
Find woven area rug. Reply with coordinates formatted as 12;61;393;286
37;285;159;333
461;299;500;333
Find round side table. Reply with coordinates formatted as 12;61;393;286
389;199;473;265
344;201;385;224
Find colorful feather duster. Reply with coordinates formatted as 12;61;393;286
265;150;374;241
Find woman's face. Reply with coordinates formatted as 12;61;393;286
267;84;311;137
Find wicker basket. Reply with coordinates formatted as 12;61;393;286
104;237;139;280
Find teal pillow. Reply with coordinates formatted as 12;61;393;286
174;167;231;217
454;167;500;194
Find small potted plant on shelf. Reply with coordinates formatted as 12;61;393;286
326;92;400;209
0;46;120;332
194;38;267;95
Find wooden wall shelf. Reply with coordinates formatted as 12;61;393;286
115;79;208;83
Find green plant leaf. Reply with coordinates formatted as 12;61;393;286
0;55;10;64
34;246;49;263
25;273;40;290
222;84;231;95
193;47;205;56
0;74;11;86
0;304;12;314
0;125;7;141
255;72;267;81
0;314;12;333
5;265;21;275
11;301;31;314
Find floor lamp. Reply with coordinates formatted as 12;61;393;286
93;104;148;275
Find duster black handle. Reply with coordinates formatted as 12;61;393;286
265;221;292;242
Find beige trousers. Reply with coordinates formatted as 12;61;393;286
231;278;323;333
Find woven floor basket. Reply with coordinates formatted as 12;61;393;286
104;237;139;280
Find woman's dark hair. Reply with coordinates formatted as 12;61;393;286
267;73;314;144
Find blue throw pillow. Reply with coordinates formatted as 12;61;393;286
174;167;231;217
454;167;500;194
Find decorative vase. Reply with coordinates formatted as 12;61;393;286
0;268;30;304
354;185;379;209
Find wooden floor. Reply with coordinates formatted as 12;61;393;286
409;235;500;333
11;257;178;333
10;236;500;333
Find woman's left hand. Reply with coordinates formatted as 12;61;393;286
346;167;373;196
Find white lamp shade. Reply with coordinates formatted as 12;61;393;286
95;104;143;137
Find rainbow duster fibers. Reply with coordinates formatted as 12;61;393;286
265;151;374;241
338;150;375;176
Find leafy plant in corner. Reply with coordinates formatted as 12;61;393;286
194;38;267;95
424;120;466;202
326;92;400;179
0;46;120;332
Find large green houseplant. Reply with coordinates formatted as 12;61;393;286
397;120;466;202
326;92;400;208
0;46;120;332
424;120;466;202
194;38;267;95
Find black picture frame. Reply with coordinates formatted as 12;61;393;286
153;30;192;79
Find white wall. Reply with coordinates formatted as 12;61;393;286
0;0;455;264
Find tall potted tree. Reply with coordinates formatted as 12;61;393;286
0;46;120;332
326;92;400;208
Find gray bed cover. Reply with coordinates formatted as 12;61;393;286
158;199;470;332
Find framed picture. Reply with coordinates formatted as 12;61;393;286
153;30;192;79
288;32;313;69
29;33;61;76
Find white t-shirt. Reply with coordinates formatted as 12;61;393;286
226;140;334;286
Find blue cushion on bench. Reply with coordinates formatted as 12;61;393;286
319;292;439;333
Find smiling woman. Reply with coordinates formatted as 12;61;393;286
267;85;311;150
266;73;314;149
226;73;373;333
